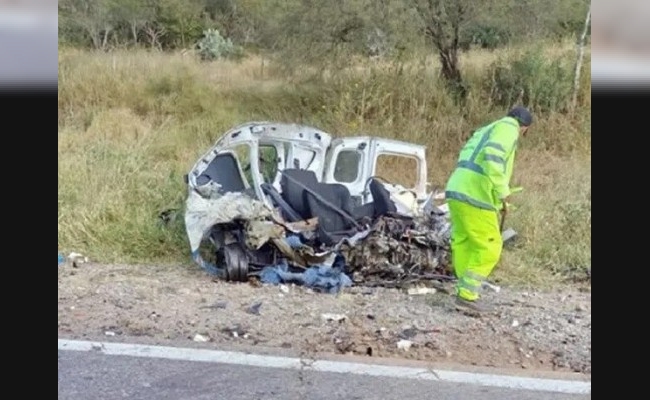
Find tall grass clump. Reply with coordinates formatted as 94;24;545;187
485;46;575;112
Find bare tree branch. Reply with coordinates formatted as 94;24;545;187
572;5;591;110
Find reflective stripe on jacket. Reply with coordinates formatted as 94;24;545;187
445;116;519;211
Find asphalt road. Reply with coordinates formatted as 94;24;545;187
58;349;590;400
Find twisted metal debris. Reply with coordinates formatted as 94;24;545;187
337;211;453;288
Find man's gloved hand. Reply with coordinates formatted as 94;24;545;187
501;196;511;212
501;187;523;212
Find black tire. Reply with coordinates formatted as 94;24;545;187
223;243;249;282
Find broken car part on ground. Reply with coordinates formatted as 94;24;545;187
182;122;514;291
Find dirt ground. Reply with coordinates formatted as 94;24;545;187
57;262;591;375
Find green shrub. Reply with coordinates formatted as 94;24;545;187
196;29;244;61
461;25;512;50
485;48;574;112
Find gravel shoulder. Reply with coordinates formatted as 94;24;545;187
57;262;591;375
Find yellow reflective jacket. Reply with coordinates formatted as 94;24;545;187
445;116;520;211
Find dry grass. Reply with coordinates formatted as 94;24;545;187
58;42;591;286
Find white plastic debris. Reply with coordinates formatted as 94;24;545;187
512;320;520;328
104;331;116;337
68;252;89;268
436;203;449;213
407;287;437;296
397;340;413;351
321;313;347;322
502;228;517;242
193;334;209;342
482;282;501;293
279;284;289;294
391;190;419;215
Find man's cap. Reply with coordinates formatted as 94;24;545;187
507;106;533;126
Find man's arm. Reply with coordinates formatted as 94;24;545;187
482;123;518;204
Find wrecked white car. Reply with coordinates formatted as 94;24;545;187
183;121;452;288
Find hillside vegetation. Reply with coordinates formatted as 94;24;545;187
58;0;591;286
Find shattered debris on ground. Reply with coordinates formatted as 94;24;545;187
58;261;592;374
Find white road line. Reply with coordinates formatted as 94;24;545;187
58;339;591;395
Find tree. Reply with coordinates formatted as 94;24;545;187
410;0;476;99
154;0;206;49
572;4;591;110
59;0;117;50
108;0;156;46
272;0;369;70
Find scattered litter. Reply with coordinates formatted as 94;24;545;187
321;313;347;322
482;282;501;293
200;301;228;310
68;252;89;268
397;339;413;351
216;301;228;309
512;320;520;328
221;325;247;338
246;301;263;315
58;253;65;267
502;228;517;242
193;334;209;342
104;331;116;337
399;328;418;339
279;284;290;294
407;287;437;296
260;258;351;294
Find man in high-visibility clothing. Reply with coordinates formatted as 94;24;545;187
445;106;533;313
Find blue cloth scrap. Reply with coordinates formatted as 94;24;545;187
260;259;352;294
191;250;223;277
284;234;303;249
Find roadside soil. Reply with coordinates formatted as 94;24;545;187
58;262;591;375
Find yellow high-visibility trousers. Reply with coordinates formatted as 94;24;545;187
447;199;503;301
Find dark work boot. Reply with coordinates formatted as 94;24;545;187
455;296;495;314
